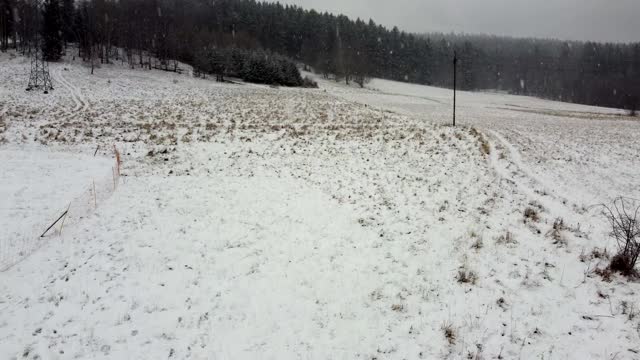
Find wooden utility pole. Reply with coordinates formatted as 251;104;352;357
453;51;457;127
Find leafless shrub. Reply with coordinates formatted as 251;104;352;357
601;197;640;276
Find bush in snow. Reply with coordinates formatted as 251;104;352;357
601;197;640;276
302;76;318;88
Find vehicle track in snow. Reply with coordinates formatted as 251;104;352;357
53;66;90;117
486;128;586;224
490;130;571;200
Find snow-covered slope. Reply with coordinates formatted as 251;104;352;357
1;51;639;359
309;73;640;207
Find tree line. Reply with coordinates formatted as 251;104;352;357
0;0;638;110
194;47;318;87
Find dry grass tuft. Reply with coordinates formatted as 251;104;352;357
524;207;540;222
457;267;478;285
580;247;610;263
469;231;483;250
469;127;491;155
496;231;517;245
594;266;613;282
548;217;568;246
441;323;457;345
470;237;484;250
621;301;637;321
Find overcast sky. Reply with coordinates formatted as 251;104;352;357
277;0;639;43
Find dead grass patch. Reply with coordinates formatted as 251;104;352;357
524;207;540;222
457;267;478;285
547;217;568;246
496;231;517;245
441;322;457;345
469;127;491;155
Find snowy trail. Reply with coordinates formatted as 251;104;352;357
53;66;90;115
486;129;588;227
53;67;82;114
488;129;575;207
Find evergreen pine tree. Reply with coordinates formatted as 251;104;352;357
0;0;16;51
42;0;63;61
61;0;75;44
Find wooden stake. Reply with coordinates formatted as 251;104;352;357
41;210;69;238
113;145;121;176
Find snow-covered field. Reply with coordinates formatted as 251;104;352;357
0;147;115;271
1;50;639;359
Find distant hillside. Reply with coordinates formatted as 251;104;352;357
2;0;638;110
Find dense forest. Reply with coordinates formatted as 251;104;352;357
0;0;638;110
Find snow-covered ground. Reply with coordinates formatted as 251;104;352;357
311;75;640;207
1;50;639;359
0;147;115;271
